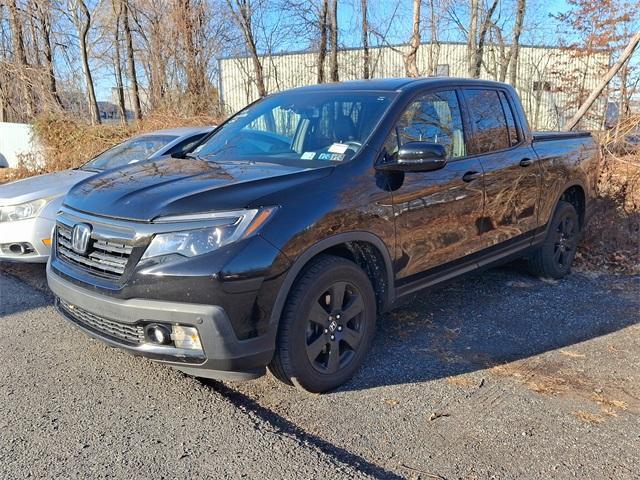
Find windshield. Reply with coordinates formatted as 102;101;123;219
193;91;395;164
83;135;177;171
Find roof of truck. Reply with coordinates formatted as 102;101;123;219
285;77;513;94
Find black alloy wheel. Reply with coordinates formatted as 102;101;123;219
528;200;580;279
305;280;366;375
269;255;377;393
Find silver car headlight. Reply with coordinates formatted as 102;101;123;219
0;198;49;223
141;208;277;260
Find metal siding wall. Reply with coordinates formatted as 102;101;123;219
219;44;608;131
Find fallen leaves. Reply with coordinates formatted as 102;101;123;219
559;349;587;358
573;410;605;424
428;412;450;421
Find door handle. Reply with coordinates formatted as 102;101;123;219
462;171;481;182
519;158;532;167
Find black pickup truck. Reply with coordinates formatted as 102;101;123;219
47;78;599;392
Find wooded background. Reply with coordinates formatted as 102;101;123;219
0;0;638;128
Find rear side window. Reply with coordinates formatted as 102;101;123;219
463;89;511;154
499;92;520;146
384;90;466;159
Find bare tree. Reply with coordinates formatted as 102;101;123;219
425;0;440;76
6;0;34;118
328;0;338;81
68;0;100;125
405;0;421;77
176;0;208;99
564;30;640;130
466;0;478;77
361;0;369;79
111;0;127;123
468;0;499;78
317;0;328;83
508;0;526;85
128;0;167;110
122;0;141;119
227;0;266;97
34;0;64;111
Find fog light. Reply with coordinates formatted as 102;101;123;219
171;325;202;350
145;324;172;345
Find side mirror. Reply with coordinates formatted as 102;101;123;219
376;142;448;172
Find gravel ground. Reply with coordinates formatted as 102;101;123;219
0;263;638;479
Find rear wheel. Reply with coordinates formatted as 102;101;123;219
269;255;377;393
528;200;580;279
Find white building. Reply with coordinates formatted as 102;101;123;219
218;42;610;131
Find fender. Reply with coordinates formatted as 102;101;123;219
266;231;395;334
535;179;589;244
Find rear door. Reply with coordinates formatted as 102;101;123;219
461;88;540;247
387;89;486;282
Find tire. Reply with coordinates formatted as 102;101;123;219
269;254;377;393
528;200;580;279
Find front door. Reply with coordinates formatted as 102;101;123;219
385;89;485;283
461;88;540;247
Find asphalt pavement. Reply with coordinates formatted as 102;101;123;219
1;263;638;479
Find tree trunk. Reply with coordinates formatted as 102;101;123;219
361;0;369;79
405;0;421;77
329;0;338;81
317;0;328;83
470;0;498;78
508;0;525;86
467;0;478;77
72;0;101;125
112;1;127;124
228;0;266;97
37;1;64;111
122;0;142;119
426;0;439;76
563;30;640;131
7;0;34;119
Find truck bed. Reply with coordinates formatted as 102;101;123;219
532;131;592;142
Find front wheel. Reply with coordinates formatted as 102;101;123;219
528;200;580;279
269;255;377;393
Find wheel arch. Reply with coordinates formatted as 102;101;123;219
542;180;588;230
267;232;395;331
559;183;587;227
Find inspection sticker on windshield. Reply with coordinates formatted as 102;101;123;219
301;151;316;160
328;143;349;154
318;153;345;161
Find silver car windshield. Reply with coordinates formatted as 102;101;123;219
83;135;177;171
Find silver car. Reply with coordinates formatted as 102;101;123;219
0;126;213;262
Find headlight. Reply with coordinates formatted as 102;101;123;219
141;207;276;260
0;198;49;222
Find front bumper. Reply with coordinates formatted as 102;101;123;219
47;264;275;380
0;216;54;262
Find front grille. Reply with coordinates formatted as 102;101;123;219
57;298;145;345
56;223;133;278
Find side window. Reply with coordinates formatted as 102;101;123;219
499;92;520;147
463;89;511;154
168;133;207;156
384;90;466;160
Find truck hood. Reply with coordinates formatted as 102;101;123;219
0;169;94;206
64;157;333;222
